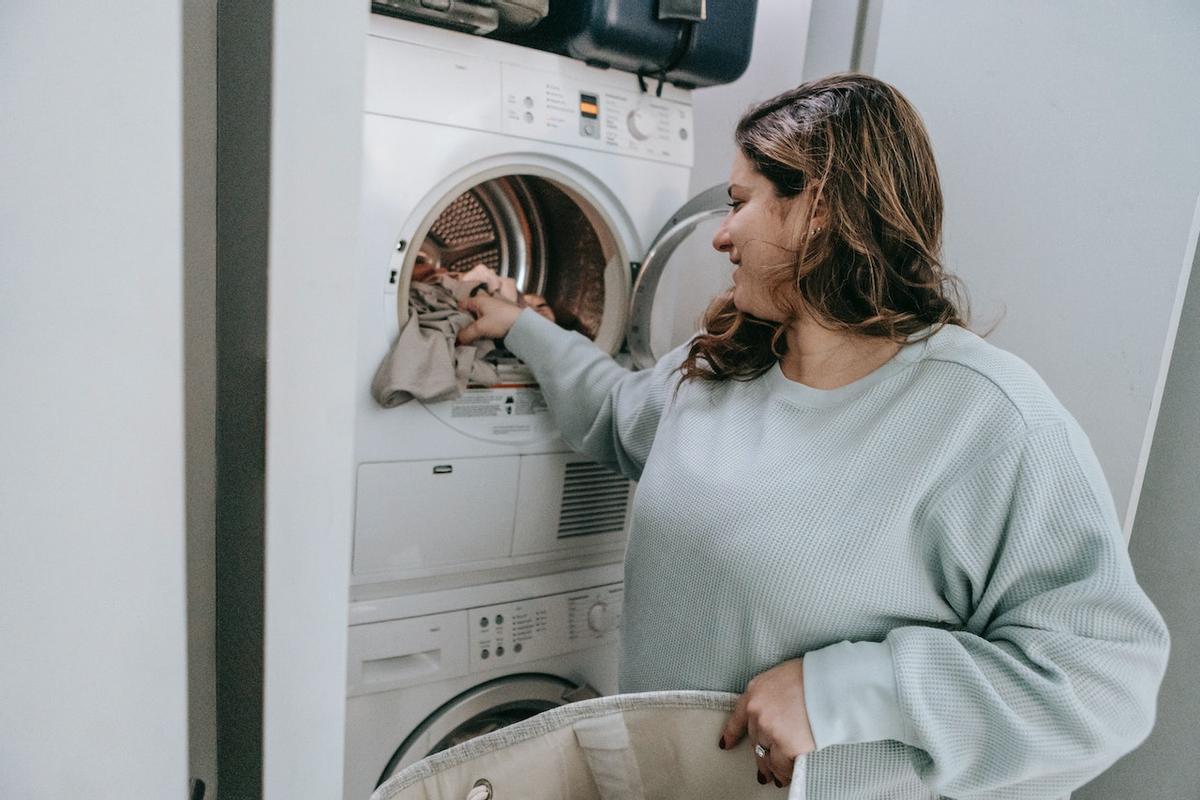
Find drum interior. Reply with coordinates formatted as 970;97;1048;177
413;175;611;339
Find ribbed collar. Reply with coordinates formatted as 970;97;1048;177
765;329;937;408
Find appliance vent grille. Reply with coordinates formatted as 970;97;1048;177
557;462;631;539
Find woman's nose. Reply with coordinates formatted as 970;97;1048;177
712;217;732;252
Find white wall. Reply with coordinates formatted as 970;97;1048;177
859;0;1200;525
690;0;814;196
0;3;189;798
261;4;366;797
1074;191;1200;800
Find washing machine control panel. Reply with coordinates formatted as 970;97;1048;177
468;583;623;672
502;64;693;166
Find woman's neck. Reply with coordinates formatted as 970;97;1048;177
779;313;902;390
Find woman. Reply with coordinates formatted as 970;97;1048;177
457;74;1169;798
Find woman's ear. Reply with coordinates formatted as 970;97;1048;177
785;186;828;242
806;184;830;231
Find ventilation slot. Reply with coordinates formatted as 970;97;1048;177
557;462;631;539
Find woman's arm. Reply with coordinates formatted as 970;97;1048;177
802;421;1170;798
461;294;681;480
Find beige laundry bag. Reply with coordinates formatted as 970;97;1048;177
370;691;805;800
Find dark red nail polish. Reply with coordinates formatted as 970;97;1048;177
718;737;726;749
757;774;767;785
774;779;783;788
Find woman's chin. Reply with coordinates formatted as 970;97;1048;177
731;289;785;323
730;289;749;315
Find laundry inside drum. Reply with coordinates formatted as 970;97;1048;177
409;175;615;344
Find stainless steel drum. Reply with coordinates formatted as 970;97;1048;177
413;175;613;340
417;177;548;296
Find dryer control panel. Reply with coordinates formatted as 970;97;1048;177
502;64;693;165
365;29;694;167
468;583;624;672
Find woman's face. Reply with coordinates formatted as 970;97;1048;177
712;151;816;322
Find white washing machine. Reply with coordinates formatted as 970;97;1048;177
347;14;737;800
344;565;624;800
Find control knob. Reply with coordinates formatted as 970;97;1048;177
587;601;615;633
626;108;652;142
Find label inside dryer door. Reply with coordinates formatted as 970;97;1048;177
428;384;555;442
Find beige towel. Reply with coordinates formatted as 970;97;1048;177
371;279;500;408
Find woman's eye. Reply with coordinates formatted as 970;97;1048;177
726;201;741;209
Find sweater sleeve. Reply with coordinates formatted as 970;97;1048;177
503;308;682;481
802;421;1170;799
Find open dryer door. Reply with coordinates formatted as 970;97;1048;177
626;184;732;369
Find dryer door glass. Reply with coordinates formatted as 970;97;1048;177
401;173;627;355
626;184;733;369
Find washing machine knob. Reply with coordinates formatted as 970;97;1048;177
587;601;613;633
626;109;651;142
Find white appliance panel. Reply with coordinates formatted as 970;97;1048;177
500;64;693;165
353;457;521;575
511;453;630;558
346;610;469;697
467;583;623;672
365;21;693;167
365;36;502;129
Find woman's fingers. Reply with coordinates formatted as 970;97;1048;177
456;291;522;343
720;695;796;790
719;693;749;750
767;748;793;787
456;320;483;346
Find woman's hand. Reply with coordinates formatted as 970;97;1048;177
719;657;816;789
457;290;522;345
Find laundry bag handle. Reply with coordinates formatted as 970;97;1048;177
465;778;493;800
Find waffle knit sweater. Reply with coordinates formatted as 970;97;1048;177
504;309;1169;799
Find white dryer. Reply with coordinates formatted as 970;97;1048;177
352;15;733;598
348;14;736;800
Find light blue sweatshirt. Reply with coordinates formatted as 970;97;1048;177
505;309;1169;799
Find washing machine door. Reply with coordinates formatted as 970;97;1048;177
626;184;734;369
377;674;598;788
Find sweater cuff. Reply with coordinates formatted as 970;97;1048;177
803;640;910;750
504;307;566;363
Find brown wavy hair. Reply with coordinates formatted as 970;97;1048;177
680;73;968;383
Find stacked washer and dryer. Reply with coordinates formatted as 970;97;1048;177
345;9;751;799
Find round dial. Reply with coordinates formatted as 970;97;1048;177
626;109;652;141
587;601;612;633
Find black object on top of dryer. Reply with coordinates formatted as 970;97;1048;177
489;0;759;92
371;0;549;37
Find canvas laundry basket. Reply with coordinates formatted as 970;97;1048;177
370;691;806;800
